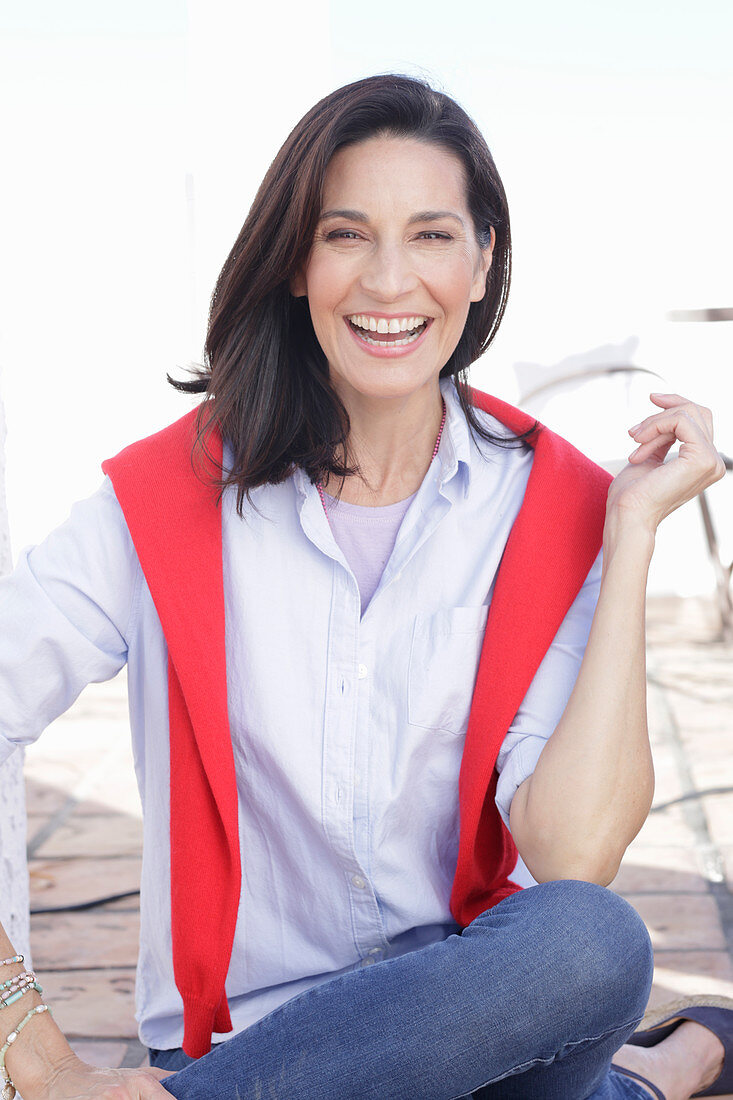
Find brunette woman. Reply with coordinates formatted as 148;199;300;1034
0;74;729;1100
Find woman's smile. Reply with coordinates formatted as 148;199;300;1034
343;313;434;357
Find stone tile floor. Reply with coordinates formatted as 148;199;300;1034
22;596;733;1094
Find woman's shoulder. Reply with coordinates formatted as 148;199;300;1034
466;386;538;442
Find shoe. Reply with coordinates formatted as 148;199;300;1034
610;1062;666;1099
626;995;733;1097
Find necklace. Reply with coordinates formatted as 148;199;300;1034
316;397;447;521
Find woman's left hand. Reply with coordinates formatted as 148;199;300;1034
607;392;727;533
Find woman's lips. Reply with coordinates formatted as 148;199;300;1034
343;317;433;359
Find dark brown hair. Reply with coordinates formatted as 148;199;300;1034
170;72;538;511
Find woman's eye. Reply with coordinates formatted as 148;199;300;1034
325;230;452;241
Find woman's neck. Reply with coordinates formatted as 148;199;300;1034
320;384;445;506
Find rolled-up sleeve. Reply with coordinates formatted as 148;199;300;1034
0;477;141;762
494;546;604;830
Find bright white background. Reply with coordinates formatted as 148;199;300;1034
1;0;731;594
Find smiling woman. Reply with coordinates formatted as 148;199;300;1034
168;73;525;514
287;134;496;503
0;72;729;1100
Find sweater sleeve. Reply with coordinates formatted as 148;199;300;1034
494;546;604;830
0;476;142;763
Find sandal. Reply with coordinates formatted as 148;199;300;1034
610;1063;666;1099
625;995;733;1097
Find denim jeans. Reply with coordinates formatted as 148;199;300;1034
150;880;655;1099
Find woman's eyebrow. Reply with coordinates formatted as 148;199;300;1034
319;208;465;227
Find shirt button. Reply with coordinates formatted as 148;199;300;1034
351;874;366;889
368;947;382;956
362;957;375;966
358;663;368;679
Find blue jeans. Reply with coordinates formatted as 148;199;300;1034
150;880;655;1099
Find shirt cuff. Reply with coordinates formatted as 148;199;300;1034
494;734;548;832
0;730;21;767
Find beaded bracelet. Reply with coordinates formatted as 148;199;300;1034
0;960;22;971
0;986;38;1007
0;973;36;996
0;1003;51;1100
0;984;43;1010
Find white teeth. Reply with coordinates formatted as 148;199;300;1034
350;326;426;348
347;314;428;333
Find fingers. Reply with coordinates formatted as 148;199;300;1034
137;1067;176;1094
627;394;726;481
636;392;715;440
629;431;677;463
628;404;726;487
138;1072;175;1097
629;408;704;455
629;395;712;453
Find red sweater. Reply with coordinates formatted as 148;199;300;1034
103;387;611;1057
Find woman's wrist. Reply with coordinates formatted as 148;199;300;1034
1;998;80;1100
602;503;656;572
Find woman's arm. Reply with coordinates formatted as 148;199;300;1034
508;393;727;885
0;921;172;1098
509;510;655;884
0;482;172;1095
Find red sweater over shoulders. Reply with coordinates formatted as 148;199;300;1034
102;388;611;1056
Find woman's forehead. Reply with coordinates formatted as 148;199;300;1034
321;136;469;213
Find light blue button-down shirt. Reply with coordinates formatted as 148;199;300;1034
0;378;602;1049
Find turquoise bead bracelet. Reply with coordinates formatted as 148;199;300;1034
0;960;22;971
0;984;43;1010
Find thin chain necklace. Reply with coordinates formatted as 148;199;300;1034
316;397;447;524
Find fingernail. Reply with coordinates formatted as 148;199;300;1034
629;423;642;433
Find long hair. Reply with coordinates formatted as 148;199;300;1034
170;73;538;512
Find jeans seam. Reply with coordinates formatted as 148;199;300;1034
446;1014;646;1099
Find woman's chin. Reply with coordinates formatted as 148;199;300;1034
328;363;443;406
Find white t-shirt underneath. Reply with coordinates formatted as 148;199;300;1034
320;489;417;614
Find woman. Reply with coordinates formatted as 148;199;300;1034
0;74;729;1100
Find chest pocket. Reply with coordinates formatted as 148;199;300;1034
407;606;489;736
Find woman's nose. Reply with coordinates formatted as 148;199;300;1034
358;243;420;300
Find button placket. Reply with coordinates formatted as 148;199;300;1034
346;632;390;962
320;579;387;963
321;579;360;866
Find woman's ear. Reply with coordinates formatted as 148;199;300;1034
290;268;307;298
470;226;495;304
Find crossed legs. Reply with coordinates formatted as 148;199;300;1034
155;880;655;1100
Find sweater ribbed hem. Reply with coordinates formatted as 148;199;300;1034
181;995;232;1059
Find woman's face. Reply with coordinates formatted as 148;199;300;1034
290;135;494;407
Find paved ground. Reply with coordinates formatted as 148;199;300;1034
22;595;733;1093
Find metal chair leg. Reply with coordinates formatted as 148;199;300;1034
697;490;733;642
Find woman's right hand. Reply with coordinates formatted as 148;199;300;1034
30;1053;175;1099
